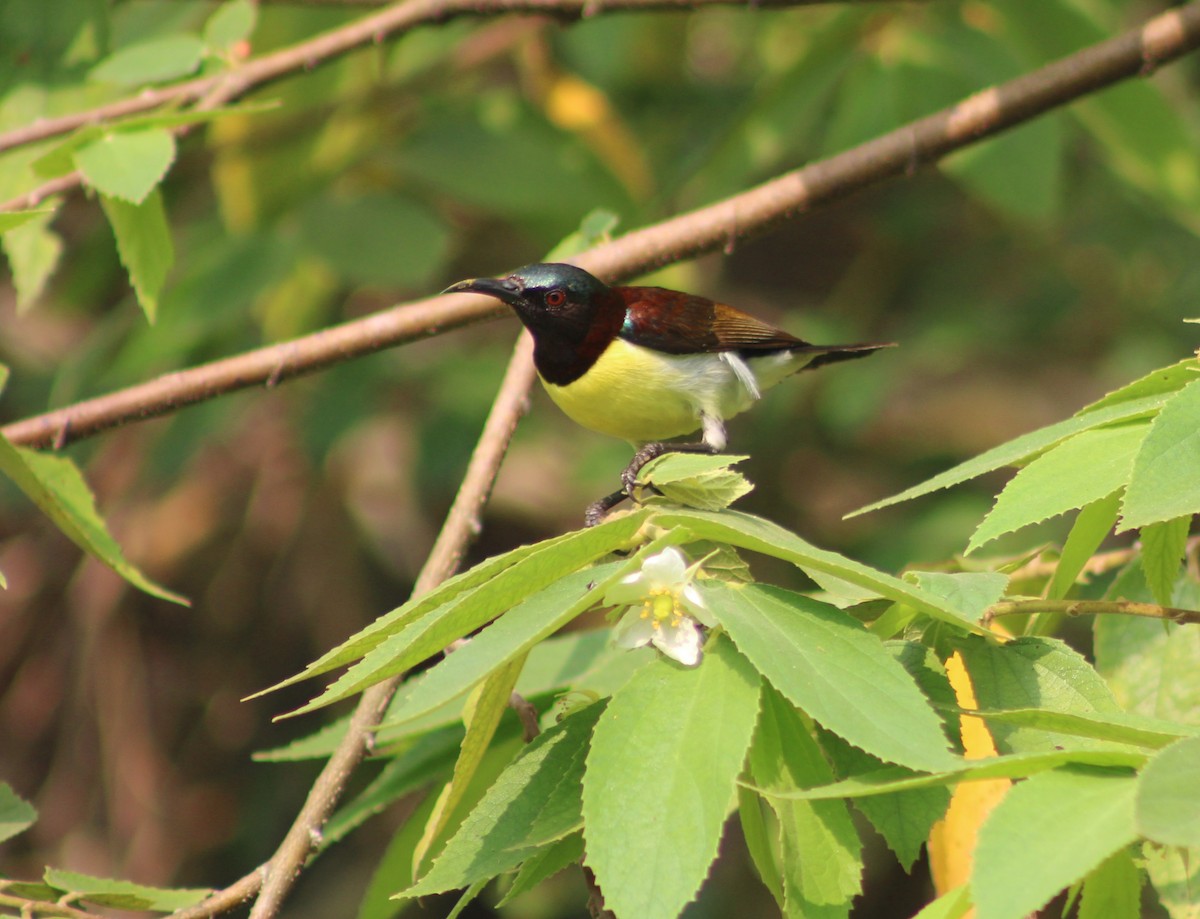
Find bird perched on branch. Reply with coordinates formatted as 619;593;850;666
445;263;893;525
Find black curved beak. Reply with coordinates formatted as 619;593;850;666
442;276;525;307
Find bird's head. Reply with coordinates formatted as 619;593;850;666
444;263;613;341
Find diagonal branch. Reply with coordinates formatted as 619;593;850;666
5;0;1199;451
0;0;920;163
173;333;537;919
985;598;1200;626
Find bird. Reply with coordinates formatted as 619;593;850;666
444;262;893;525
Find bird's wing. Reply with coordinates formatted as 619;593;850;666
616;286;805;355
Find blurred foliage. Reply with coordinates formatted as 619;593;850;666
1;0;1199;917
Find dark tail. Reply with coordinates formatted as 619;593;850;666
801;341;897;370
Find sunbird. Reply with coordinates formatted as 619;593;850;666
445;263;893;524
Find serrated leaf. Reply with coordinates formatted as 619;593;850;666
412;655;526;873
1136;735;1200;847
0;782;36;843
378;564;622;728
400;703;601;898
968;423;1148;553
100;190;173;322
494;833;584;907
850;394;1170;517
654;507;985;631
42;869;210;911
1048;492;1121;600
1143;843;1200;919
750;686;862;916
971;769;1138;919
1;206;61;311
90;34;205;85
1140;516;1192;607
1079;848;1141;919
1094;567;1200;725
738;787;784;906
582;636;760;919
704;581;956;772
256;511;648;699
907;571;1009;624
967;708;1196;750
204;0;257;51
78;130;176;204
0;437;185;604
1120;379;1200;531
1080;360;1200;415
955;636;1120;754
770;749;1146;801
639;453;753;512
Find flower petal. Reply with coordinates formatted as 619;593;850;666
639;547;688;586
652;617;703;667
604;571;649;606
613;610;656;650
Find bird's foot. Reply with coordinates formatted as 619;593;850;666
585;442;720;527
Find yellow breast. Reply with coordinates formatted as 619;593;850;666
540;338;801;445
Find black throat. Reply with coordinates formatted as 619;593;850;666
517;289;626;386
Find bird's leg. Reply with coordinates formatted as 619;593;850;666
585;489;629;528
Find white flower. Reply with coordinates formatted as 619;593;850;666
605;547;710;667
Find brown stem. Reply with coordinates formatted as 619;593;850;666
985;598;1200;626
6;2;1200;451
244;333;536;919
0;0;920;163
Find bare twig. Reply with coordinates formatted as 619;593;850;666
510;690;543;742
244;333;537;919
1006;536;1200;584
6;1;1200;451
0;0;919;164
985;598;1200;626
0;892;107;919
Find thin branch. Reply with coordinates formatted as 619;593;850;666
1006;535;1200;583
0;893;106;919
0;0;919;163
244;333;536;919
6;2;1200;450
985;598;1200;626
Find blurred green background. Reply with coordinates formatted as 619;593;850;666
0;0;1197;915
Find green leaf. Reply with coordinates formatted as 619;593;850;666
0;437;186;604
912;885;972;919
1079;849;1141;919
41;869;210;911
1143;843;1200;919
1120;379;1200;530
582;636;760;919
849;394;1170;517
412;655;526;873
956;636;1121;754
378;564;622;727
77;129;176;204
654;507;985;631
0;208;52;233
0;782;36;843
401;702;603;898
704;581;956;771
100;190;174;322
257;511;648;697
543;208;619;260
495;832;585;907
0;205;61;311
750;686;862;917
971;769;1139;919
738;787;784;907
1094;568;1200;725
1080;360;1200;415
639;453;754;511
90;34;206;85
968;423;1148;553
967;708;1196;751
204;0;257;51
1136;735;1200;847
769;749;1146;801
1048;492;1121;600
1140;516;1192;607
906;571;1009;624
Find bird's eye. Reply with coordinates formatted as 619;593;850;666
544;289;567;308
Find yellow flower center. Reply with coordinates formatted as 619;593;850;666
640;587;683;629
